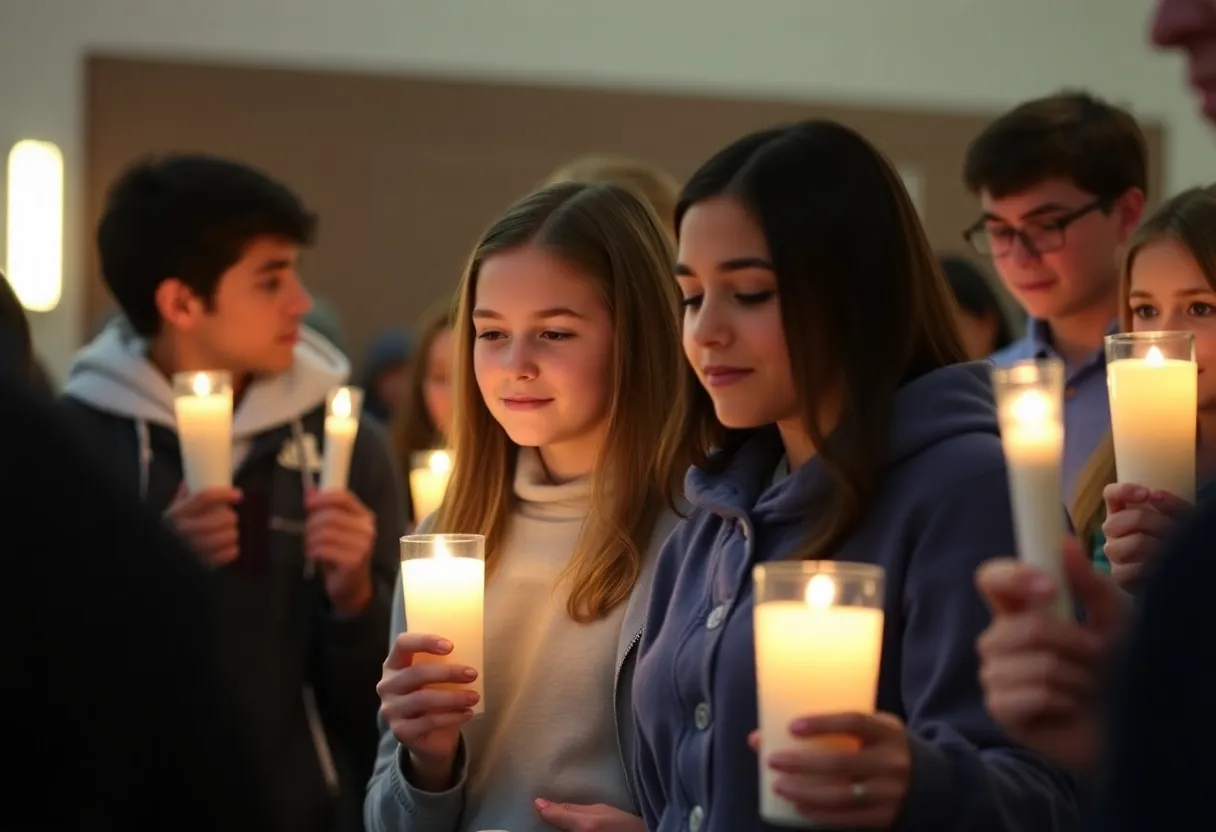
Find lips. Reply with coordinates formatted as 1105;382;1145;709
1012;279;1055;293
501;396;553;411
702;366;753;387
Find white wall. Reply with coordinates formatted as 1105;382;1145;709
0;0;1205;381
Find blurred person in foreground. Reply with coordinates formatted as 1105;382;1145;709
0;302;266;830
977;8;1216;830
0;269;56;395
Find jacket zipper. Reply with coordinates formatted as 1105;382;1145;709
303;684;341;797
614;627;644;805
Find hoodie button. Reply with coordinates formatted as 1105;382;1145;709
706;603;727;630
689;805;704;832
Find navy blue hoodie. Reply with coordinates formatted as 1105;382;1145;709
633;361;1079;832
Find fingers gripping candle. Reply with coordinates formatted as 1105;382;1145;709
991;359;1071;620
753;562;885;828
172;371;234;492
400;533;486;714
320;386;363;491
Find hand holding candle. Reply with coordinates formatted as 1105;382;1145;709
1105;332;1198;502
399;534;485;715
320;386;363;491
991;359;1071;620
409;450;453;523
172;371;233;492
753;561;885;828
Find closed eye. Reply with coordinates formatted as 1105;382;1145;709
681;295;703;309
476;329;506;341
737;291;774;306
540;330;575;341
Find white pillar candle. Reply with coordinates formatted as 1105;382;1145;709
1106;333;1198;502
172;371;233;492
400;534;485;714
992;359;1070;620
754;563;884;828
409;450;453;523
320;386;363;491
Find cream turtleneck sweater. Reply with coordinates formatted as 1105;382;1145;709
365;447;681;832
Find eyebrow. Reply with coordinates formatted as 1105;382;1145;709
980;202;1075;224
257;258;295;273
675;256;776;276
471;306;587;320
1128;287;1215;299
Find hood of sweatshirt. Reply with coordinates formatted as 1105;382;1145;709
62;317;350;439
686;361;1000;522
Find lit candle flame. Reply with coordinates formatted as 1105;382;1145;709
332;387;352;419
1146;345;1166;366
805;573;837;609
1009;389;1050;426
191;372;212;397
430;450;452;475
434;541;452;559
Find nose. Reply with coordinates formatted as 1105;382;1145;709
1151;0;1213;48
1160;308;1190;332
686;294;733;349
288;277;313;318
1008;234;1041;269
502;337;539;380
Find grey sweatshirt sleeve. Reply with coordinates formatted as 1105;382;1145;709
892;463;1080;832
363;528;470;832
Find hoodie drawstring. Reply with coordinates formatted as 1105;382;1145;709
135;419;152;501
291;419;316;579
290;418;341;798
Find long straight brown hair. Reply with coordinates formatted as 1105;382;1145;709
676;121;968;560
434;181;689;622
1071;186;1216;540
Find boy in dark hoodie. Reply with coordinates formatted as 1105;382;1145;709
61;154;405;832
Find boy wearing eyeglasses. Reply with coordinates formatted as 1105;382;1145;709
962;91;1148;503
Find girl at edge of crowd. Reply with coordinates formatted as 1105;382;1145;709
365;180;690;832
632;119;1080;832
391;303;454;528
1070;186;1216;591
977;186;1216;777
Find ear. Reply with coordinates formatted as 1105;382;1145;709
1115;187;1147;243
153;278;205;332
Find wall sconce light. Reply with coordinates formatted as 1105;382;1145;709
6;139;64;312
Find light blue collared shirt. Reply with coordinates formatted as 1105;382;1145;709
989;318;1114;507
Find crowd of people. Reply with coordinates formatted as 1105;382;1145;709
4;1;1216;830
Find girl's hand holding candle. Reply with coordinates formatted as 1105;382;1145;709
753;561;889;828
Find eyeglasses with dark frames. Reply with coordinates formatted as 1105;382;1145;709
962;197;1113;258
